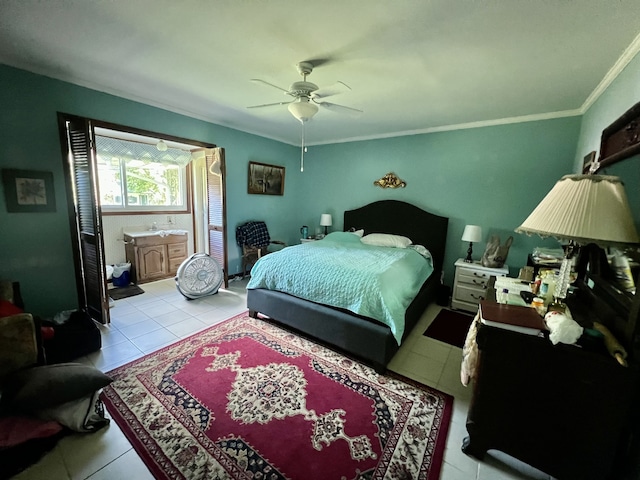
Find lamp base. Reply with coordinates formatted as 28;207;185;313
464;242;474;263
551;254;574;310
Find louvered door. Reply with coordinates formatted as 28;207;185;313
205;148;228;288
58;113;110;324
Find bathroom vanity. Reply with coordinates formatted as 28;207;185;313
124;231;188;284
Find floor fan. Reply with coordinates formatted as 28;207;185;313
175;253;223;300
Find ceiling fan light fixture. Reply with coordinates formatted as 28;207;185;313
288;99;318;122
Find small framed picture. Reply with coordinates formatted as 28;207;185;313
2;169;56;212
248;161;285;195
582;151;596;174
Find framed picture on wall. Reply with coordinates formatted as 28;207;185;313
248;161;285;195
2;169;56;212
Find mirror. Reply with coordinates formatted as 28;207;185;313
600;154;640;297
591;102;640;299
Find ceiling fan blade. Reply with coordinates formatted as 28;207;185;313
302;57;334;68
312;81;352;99
250;79;291;95
247;100;293;109
317;102;363;115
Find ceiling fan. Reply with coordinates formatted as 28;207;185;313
248;61;362;172
247;61;362;122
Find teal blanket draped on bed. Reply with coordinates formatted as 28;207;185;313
246;232;434;343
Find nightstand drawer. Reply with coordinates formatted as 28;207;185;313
455;284;487;305
457;272;491;288
457;266;493;281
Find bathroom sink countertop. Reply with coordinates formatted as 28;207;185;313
123;229;188;238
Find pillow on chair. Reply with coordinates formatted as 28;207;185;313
0;281;15;305
0;280;41;378
0;313;39;379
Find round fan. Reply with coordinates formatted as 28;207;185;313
247;61;363;121
175;253;223;300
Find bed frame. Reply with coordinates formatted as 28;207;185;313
247;200;449;373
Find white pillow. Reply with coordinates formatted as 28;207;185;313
37;389;110;432
361;233;412;248
349;229;365;237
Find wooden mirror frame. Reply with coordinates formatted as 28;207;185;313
590;100;640;173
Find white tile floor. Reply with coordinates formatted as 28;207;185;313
13;278;554;480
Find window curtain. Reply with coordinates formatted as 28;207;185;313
95;136;193;166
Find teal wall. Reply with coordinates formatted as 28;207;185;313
296;118;581;285
0;61;601;317
0;65;299;315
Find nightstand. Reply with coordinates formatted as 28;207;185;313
451;258;508;312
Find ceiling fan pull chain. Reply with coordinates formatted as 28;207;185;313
300;121;305;172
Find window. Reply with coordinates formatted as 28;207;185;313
95;135;190;212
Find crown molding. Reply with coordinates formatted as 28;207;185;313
309;109;583;146
580;31;640;113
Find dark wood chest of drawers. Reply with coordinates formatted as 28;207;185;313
463;280;640;479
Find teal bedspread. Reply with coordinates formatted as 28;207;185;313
246;232;434;344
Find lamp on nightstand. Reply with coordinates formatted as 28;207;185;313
516;174;639;307
462;225;483;263
320;214;332;236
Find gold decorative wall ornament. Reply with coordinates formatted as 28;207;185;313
373;172;406;189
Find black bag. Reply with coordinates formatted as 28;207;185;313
42;311;101;364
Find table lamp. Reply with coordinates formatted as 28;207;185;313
516;174;639;306
320;214;332;236
462;225;483;263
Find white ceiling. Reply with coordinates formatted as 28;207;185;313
2;1;640;146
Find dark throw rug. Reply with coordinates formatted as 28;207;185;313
108;284;144;301
423;308;475;348
102;312;453;480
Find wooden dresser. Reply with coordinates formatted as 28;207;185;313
463;277;640;479
124;232;188;284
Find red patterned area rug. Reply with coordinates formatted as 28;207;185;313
102;312;453;480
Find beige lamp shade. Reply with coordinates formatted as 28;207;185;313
461;225;483;243
516;174;639;246
320;213;332;236
320;214;333;227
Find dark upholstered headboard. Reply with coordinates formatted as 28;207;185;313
343;200;449;273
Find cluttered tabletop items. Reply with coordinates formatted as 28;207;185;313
483;254;631;367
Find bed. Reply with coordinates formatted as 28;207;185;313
246;200;449;373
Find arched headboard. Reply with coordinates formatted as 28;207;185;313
344;200;449;273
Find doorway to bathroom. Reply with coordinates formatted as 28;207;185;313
58;113;227;324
